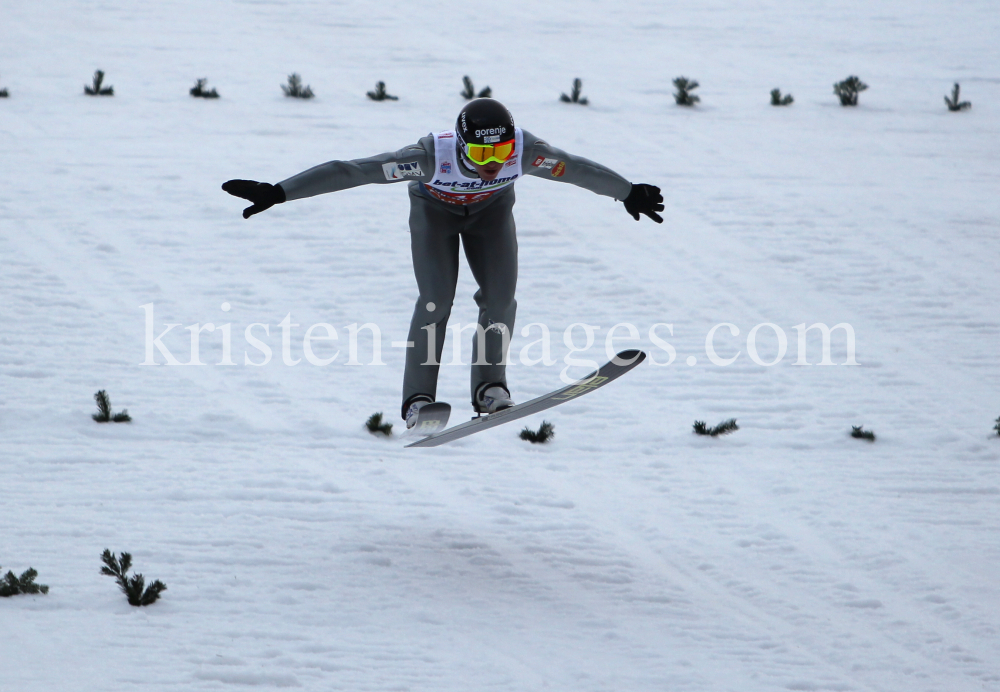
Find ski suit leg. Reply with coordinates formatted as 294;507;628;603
402;188;464;412
461;190;518;400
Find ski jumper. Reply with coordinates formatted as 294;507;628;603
277;128;632;417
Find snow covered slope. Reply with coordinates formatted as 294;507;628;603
2;1;999;690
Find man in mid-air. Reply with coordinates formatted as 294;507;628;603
223;98;663;428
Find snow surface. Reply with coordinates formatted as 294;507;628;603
3;1;1000;690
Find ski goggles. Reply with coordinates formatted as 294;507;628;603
464;139;515;165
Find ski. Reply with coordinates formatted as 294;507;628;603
405;349;646;448
408;402;451;436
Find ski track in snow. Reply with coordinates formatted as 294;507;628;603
2;1;1000;691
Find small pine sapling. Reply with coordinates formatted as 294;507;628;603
0;567;49;596
770;88;793;106
944;83;971;111
673;77;700;106
851;425;876;442
92;390;111;422
366;81;398;101
833;75;867;106
365;412;393;437
92;390;131;423
461;75;491;100
693;418;739;437
282;73;314;99
101;550;167;606
85;70;114;96
519;421;555;444
559;78;589;105
190;78;219;99
0;75;8;98
993;415;1000;437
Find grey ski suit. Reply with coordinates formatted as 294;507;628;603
277;130;632;417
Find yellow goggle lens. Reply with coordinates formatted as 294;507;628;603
465;140;515;165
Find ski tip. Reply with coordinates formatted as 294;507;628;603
407;402;451;439
422;402;451;414
614;349;646;365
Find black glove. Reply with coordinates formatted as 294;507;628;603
222;180;286;219
622;183;664;224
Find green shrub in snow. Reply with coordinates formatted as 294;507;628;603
693;418;738;437
833;76;867;106
944;83;971;112
560;78;589;105
771;88;793;106
190;78;219;99
0;566;49;596
365;412;393;436
366;81;398;101
101;550;167;607
461;75;491;100
993;416;1000;436
92;390;131;423
673;77;700;106
520;421;555;444
85;70;114;96
851;425;876;442
282;73;313;99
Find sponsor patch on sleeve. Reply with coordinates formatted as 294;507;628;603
382;161;424;180
551;161;566;177
531;156;559;169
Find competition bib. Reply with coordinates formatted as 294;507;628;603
423;129;523;206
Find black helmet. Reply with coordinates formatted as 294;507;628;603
456;98;515;147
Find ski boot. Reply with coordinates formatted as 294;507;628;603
473;382;514;416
